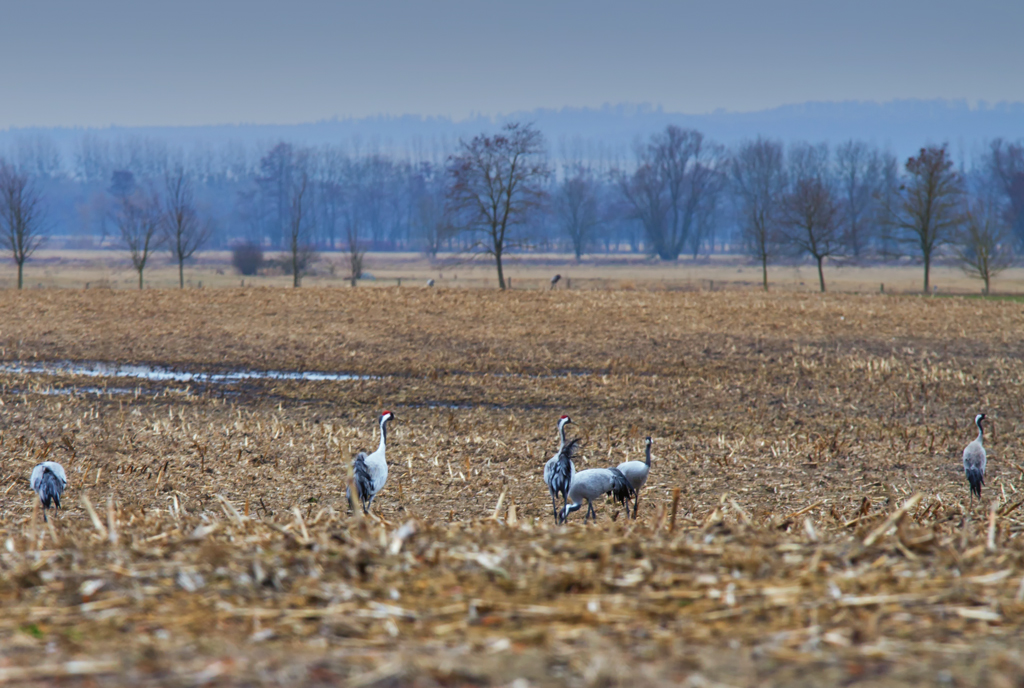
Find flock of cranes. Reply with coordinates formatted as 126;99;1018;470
29;411;990;526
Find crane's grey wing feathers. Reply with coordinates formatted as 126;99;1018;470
606;467;636;505
963;441;986;499
42;461;67;486
616;460;649;491
31;462;67;510
30;464;45;492
548;438;578;501
543;456;556;487
352;452;373;505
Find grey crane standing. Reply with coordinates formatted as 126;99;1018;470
550;274;561;290
30;461;67;522
963;413;987;508
347;411;396;514
617;436;653;519
543;415;576;521
560;467;635;523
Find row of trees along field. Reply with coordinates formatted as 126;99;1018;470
1;124;1023;292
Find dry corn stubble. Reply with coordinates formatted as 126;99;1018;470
1;288;1024;686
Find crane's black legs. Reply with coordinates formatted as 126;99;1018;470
633;493;640;519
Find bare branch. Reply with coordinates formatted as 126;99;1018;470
162;167;213;288
446;122;549;289
0;161;47;289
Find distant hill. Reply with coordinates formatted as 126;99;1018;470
2;99;1023;168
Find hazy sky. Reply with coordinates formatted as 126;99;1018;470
1;0;1022;129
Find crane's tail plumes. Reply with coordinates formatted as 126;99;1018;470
550;438;580;499
37;470;64;510
561;436;581;461
966;467;984;499
351;453;373;512
607;467;636;505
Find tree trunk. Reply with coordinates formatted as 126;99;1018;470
761;255;768;292
984;274;990;296
494;248;505;290
179;260;185;289
17;261;23;290
923;254;931;294
138;269;144;290
816;256;826;293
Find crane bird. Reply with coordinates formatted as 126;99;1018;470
426;279;435;287
543;415;576;521
617;436;653;519
30;461;67;522
550;274;561;290
347;411;396;514
560;467;635;524
963;413;987;508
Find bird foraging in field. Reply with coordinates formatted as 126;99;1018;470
617;436;653;519
550;274;561;289
560;467;635;524
347;411;396;514
30;461;67;522
963;413;987;508
426;279;435;287
543;415;576;521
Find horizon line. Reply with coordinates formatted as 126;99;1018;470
4;97;1024;134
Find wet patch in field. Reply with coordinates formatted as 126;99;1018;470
0;360;372;384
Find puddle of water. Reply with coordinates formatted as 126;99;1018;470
13;386;140;397
0;361;371;385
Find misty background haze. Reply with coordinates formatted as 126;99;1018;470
1;0;1023;291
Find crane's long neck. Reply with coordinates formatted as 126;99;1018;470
378;418;389;452
558;422;567;450
645;442;652;467
976;419;984;444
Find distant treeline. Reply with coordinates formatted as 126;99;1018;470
1;123;1023;292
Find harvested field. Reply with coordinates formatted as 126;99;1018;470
2;288;1024;686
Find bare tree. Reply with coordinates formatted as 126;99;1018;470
446;122;549;289
256;143;295;248
987;139;1024;247
0;161;46;289
687;172;725;259
616;162;665;257
555;164;601;261
116;190;162;290
15;135;63;180
412;162;454;259
417;193;454;259
885;146;964;293
835;140;883;258
162;167;212;288
345;216;365;285
731;137;786;291
781;177;843;292
619;127;724;260
956;197;1015;295
873;152;902;259
287;169;316;287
